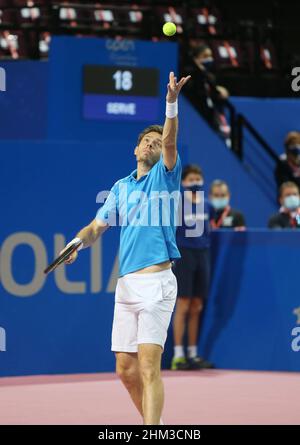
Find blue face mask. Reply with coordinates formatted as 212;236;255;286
283;195;300;210
202;58;214;71
211;197;229;210
287;145;300;157
184;182;204;193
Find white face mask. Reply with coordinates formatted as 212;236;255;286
283;195;300;210
211;197;229;210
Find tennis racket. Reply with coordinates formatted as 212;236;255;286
44;239;83;274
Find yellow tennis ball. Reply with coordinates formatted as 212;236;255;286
163;22;177;37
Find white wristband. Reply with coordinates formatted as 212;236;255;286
68;237;83;251
166;100;178;118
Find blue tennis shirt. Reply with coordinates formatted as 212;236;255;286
96;153;182;277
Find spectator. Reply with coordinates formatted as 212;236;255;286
209;180;246;229
275;131;300;190
268;181;300;229
172;164;214;370
181;43;231;144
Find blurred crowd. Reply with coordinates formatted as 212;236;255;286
171;134;300;370
180;41;300;231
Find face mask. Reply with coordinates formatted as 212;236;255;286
283;195;300;210
201;58;214;71
287;146;300;165
211;197;229;210
184;182;204;193
287;145;300;156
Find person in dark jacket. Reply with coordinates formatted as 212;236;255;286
180;43;230;144
209;180;246;229
268;181;300;229
275;131;300;190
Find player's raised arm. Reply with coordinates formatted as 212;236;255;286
162;71;191;170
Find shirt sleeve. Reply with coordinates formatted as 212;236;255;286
95;182;119;226
157;152;182;183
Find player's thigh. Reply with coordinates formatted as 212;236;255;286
138;344;162;380
115;351;139;378
111;302;139;353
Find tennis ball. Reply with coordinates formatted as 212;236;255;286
163;22;177;37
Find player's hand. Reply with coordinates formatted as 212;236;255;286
59;243;78;265
64;249;78;265
166;71;191;103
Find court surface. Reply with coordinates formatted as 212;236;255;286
1;370;299;424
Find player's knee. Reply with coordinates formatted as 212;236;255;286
140;360;160;384
116;362;139;387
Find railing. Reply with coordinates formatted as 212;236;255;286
224;101;280;204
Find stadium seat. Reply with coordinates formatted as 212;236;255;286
155;6;184;34
210;39;246;71
191;6;222;36
38;30;50;58
0;30;28;58
84;6;116;29
260;42;278;71
0;8;16;27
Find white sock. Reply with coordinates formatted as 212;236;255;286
174;345;184;359
187;345;197;359
159;418;164;425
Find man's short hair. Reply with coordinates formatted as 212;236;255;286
137;125;163;146
279;181;299;197
182;164;203;180
209;179;229;194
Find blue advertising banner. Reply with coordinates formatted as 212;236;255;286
0;61;48;139
199;230;300;372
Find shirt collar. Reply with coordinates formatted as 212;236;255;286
129;169;138;182
129;168;149;183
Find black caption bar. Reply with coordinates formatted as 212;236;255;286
1;425;299;443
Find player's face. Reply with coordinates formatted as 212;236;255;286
135;131;162;167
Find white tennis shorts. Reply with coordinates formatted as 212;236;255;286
111;268;177;353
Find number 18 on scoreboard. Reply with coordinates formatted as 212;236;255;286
82;65;160;122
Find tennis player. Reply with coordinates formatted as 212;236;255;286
61;72;190;425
